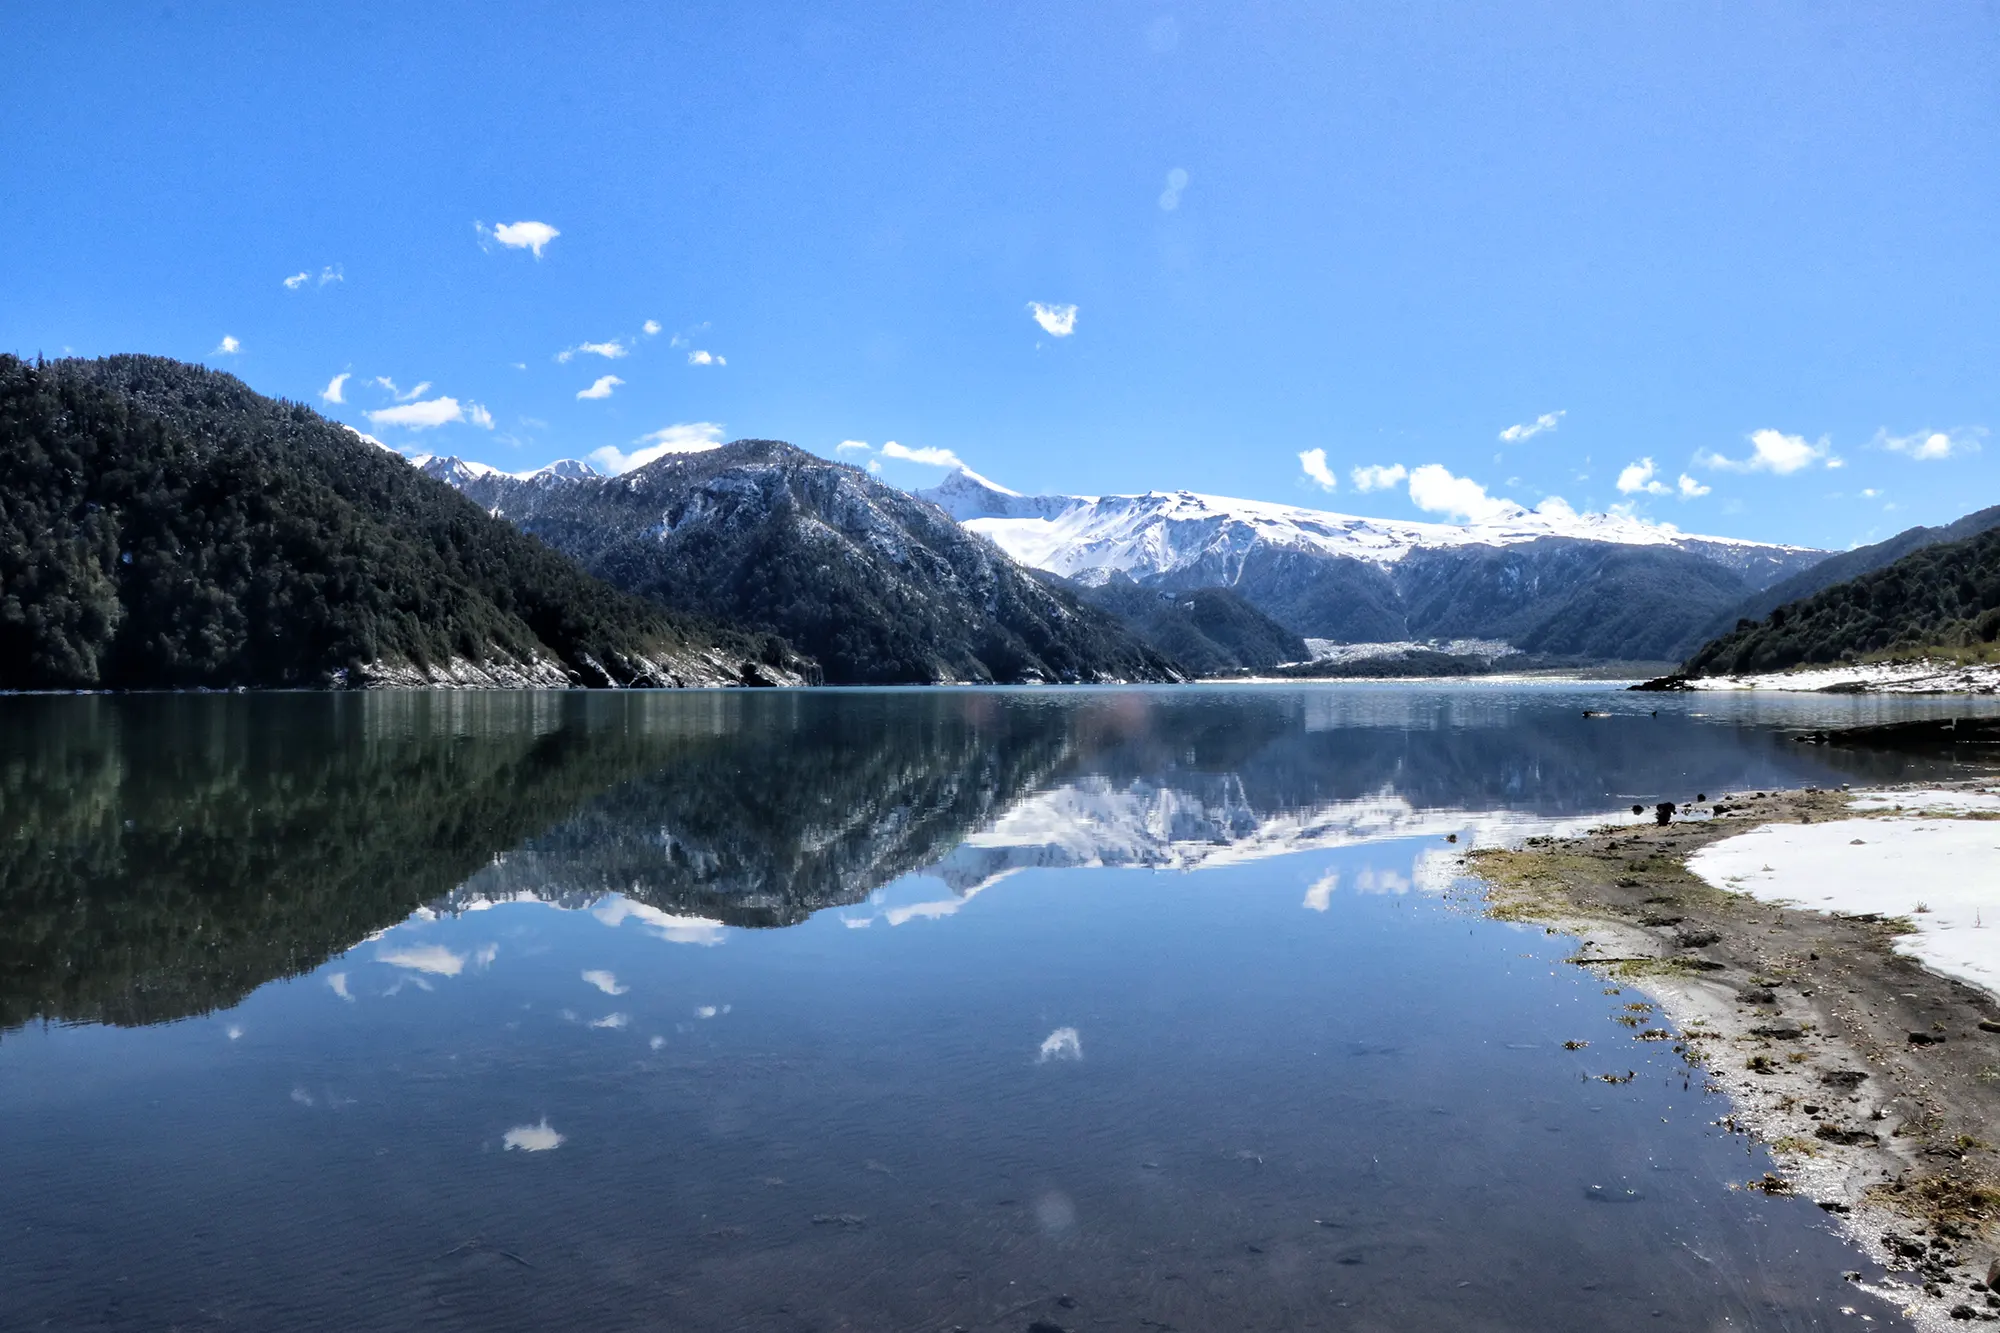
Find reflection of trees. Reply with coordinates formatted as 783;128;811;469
0;688;1957;1033
0;693;688;1033
0;692;1077;1031
448;694;1076;927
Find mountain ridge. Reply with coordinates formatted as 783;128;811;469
0;355;811;690
421;440;1184;686
916;467;1825;660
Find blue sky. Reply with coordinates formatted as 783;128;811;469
5;2;1997;550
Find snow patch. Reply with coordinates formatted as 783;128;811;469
1688;816;2000;1000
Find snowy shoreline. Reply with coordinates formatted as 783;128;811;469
1689;789;2000;1002
1467;781;2000;1330
1675;660;2000;695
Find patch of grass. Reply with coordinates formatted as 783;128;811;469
1770;1135;1822;1158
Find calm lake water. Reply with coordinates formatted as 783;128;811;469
5;684;1996;1332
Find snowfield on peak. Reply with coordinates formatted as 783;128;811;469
917;467;1817;585
413;454;600;486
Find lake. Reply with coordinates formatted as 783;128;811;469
4;683;1994;1331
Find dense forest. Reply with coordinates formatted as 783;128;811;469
1684;524;2000;675
1073;575;1308;674
1692;502;2000;645
431;440;1182;685
0;355;806;689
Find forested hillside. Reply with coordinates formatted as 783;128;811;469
1696;503;2000;643
0;356;807;689
1074;576;1308;673
429;440;1181;685
1684;525;2000;675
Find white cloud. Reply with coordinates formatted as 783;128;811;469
377;943;466;975
1027;302;1078;337
557;340;627;363
1498;410;1564;443
1302;871;1337;912
1037;1027;1082;1062
589;421;726;474
687;349;725;366
1298;448;1338;491
503;1119;564;1152
321;372;350;404
327;972;353;1001
1406;464;1521;524
1878;427;1983;461
582;970;627;995
213;335;240;355
374;377;431;402
1677;473;1710;498
1616;458;1670;496
880;441;964;468
283;271;310;290
1696;428;1831;475
1159;166;1189;211
835;440;872;454
642;319;662;336
1350;463;1408;493
1861;487;1881;499
467;403;495;430
479;220;559;258
318;265;343;286
366;397;465;430
589;1012;630;1030
576;375;623;400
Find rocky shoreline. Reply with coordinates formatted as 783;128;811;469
1464;783;2000;1329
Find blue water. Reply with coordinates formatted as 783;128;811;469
5;684;1990;1331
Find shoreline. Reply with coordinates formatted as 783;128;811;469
1640;659;2000;695
1463;782;2000;1329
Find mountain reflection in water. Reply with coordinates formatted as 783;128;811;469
0;685;1983;1036
9;684;1994;1332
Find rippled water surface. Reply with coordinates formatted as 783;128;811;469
6;684;1997;1331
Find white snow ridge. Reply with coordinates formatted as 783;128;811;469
916;466;1811;586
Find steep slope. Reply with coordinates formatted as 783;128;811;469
0;355;809;689
1698;504;2000;642
1396;540;1760;661
917;468;1825;658
1072;575;1308;673
425;440;1181;685
1684;525;2000;676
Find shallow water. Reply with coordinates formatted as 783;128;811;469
5;683;1994;1331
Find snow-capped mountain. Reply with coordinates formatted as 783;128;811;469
918;466;1819;585
917;467;1826;659
411;454;600;487
415;442;1180;686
